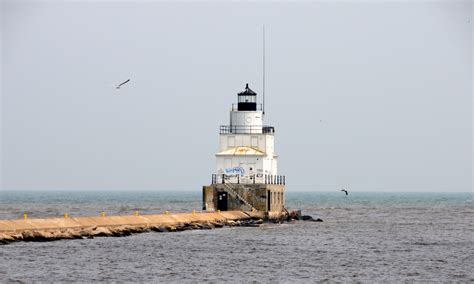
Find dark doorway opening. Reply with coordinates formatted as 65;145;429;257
267;190;271;212
217;192;228;211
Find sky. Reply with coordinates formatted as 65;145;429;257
1;0;472;192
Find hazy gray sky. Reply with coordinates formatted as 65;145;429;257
1;0;472;192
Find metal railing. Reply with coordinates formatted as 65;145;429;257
211;174;285;185
219;125;275;134
222;182;256;211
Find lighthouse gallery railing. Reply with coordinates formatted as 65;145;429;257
219;125;275;134
211;174;285;185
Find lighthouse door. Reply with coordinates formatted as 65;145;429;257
267;190;271;212
217;192;228;211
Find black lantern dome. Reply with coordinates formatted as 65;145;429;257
237;83;257;111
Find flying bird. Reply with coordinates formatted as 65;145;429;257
341;189;348;195
116;79;130;89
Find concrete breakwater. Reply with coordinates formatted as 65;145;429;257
0;211;266;244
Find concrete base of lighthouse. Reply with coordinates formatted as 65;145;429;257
202;184;285;214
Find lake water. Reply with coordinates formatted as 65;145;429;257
0;191;472;282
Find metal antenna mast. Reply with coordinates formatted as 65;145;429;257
263;25;266;115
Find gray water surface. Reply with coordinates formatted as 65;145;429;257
0;191;472;282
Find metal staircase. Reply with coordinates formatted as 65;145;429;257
222;182;257;211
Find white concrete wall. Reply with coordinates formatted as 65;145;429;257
230;111;263;127
217;133;278;181
214;106;278;183
219;134;269;152
216;156;264;176
230;111;263;133
265;135;274;155
262;156;277;175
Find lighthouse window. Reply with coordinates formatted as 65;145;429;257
238;95;256;103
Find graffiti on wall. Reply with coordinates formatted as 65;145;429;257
225;166;245;176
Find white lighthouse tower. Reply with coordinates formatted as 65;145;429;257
216;83;278;183
203;84;285;215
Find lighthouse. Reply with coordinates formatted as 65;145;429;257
203;84;285;215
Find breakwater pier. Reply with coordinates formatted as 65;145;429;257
0;211;267;244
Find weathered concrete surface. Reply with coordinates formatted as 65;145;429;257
0;211;266;244
203;184;285;212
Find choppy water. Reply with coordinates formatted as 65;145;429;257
0;191;473;282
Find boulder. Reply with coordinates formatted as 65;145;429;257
91;227;112;237
201;222;214;230
20;231;35;241
79;228;94;238
166;226;177;232
57;229;82;239
0;233;14;244
151;226;169;232
21;230;50;241
110;227;132;237
211;221;224;228
301;215;323;222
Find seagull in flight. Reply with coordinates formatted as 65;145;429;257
116;79;130;89
341;189;348;195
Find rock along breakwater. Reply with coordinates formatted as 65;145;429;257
0;211;267;244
